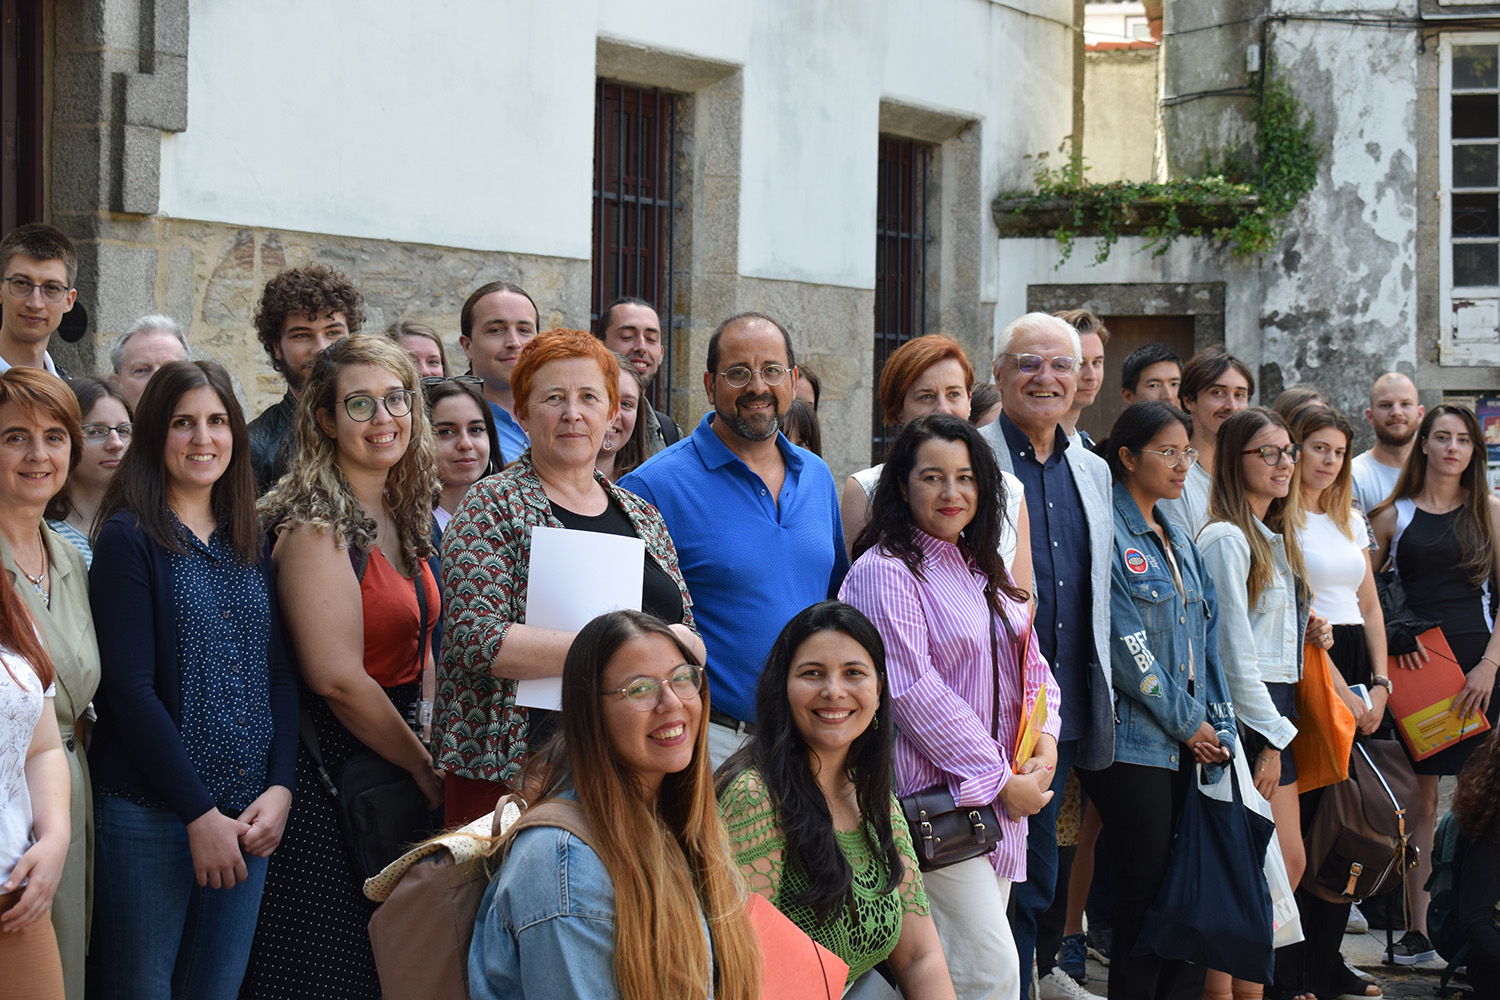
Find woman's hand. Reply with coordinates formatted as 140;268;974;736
1015;734;1058;796
996;773;1053;822
1359;686;1389;735
1397;637;1430;672
1305;613;1333;652
1454;658;1498;721
411;761;444;813
1252;750;1281;801
1338;685;1373;732
1186;721;1230;764
668;623;708;669
186;807;251;889
237;785;293;858
0;834;68;930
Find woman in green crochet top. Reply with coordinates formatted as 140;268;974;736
717;601;956;998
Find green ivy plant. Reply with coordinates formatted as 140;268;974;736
1002;70;1322;265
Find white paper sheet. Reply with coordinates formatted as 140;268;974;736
515;525;644;709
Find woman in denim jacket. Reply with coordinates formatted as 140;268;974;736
1091;402;1235;999
1197;408;1311;1000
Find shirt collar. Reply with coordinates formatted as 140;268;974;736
691;412;804;474
998;411;1068;463
0;350;57;376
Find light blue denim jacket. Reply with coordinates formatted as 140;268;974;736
1110;482;1238;770
1196;516;1304;749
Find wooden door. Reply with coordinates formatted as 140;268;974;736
1077;315;1196;445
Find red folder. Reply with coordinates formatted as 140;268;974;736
1386;627;1492;761
747;892;848;999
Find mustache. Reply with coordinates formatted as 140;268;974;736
738;392;776;408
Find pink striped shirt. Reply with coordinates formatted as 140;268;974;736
839;531;1061;880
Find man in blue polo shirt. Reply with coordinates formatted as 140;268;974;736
619;311;848;765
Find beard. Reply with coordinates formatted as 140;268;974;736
717;391;781;442
1373;419;1416;447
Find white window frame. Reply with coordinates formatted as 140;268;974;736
1439;32;1500;365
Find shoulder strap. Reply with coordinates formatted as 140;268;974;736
506;799;597;852
413;563;430;674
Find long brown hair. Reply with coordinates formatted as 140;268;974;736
1372;404;1496;588
528;611;760;1000
96;361;262;564
0;573;54;690
1207;407;1306;605
1268;406;1356;589
1454;730;1500;844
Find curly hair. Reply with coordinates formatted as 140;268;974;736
252;264;365;379
1454;730;1500;844
260;334;436;568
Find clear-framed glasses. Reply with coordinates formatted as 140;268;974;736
340;389;415;422
81;422;133;443
1137;446;1198;469
421;374;484;389
600;663;705;712
1241;443;1301;466
3;275;72;303
718;364;788;388
1003;353;1078;376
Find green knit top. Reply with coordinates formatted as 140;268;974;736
718;768;930;982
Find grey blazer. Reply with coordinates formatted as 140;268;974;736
979;419;1117;770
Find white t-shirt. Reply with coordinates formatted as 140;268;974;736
1300;509;1370;625
1350;451;1401;514
1;653;50;887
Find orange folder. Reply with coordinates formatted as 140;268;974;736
1386;627;1492;761
747;892;848;999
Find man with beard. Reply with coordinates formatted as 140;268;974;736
1351;371;1424;513
619;312;848;765
247;264;362;493
595;296;681;456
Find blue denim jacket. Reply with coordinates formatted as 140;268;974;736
1110;482;1238;770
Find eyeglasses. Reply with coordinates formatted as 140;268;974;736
339;389;415;422
81;422;133;442
718;364;788;388
1136;446;1198;469
3;276;72;303
1003;353;1078;376
1241;443;1301;466
421;375;484;389
600;663;705;712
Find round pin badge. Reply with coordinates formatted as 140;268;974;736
1124;548;1149;574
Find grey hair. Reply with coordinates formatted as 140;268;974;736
110;315;189;373
993;312;1082;368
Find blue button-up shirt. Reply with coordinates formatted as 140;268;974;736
169;520;274;813
488;400;530;465
997;414;1091;741
619;414;849;723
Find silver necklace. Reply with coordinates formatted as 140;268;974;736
15;542;48;609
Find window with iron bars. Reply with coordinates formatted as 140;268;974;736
872;137;929;463
592;80;677;412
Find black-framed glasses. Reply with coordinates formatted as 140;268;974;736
1137;446;1198;469
600;663;705;712
3;275;72;303
81;422;133;443
339;389;415;422
1003;352;1078;376
1241;443;1301;466
421;374;484;389
718;364;788;388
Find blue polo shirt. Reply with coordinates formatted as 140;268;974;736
619;414;849;723
998;414;1092;741
488;400;530;465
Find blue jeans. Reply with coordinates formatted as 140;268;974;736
1013;737;1078;997
92;795;268;1000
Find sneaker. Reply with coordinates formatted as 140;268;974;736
1058;932;1088;984
1346;903;1369;934
1382;929;1438;965
1038;968;1104;1000
1085;929;1111;967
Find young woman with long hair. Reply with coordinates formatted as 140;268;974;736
717;600;955;998
469;610;760;1000
242;334;442;1000
44;376;131;566
1371;403;1500;965
1196;406;1311;1000
422;375;500;532
597;353;648;481
0;579;66;1000
88;361;295;1000
840;414;1058;1000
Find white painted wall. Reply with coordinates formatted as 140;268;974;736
161;0;1075;294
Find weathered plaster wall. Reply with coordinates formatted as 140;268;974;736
1083;48;1159;182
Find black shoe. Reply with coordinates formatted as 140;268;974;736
1382;929;1437;966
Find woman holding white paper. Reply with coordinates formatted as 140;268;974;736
435;328;701;827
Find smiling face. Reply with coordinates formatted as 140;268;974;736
1124;420;1192;504
1299;425;1349;501
0;254;75;349
316;363;412;477
163;385;233;506
75;395;131;497
519;357;613;474
431;392;490;492
1185;367;1251;444
993;323;1076;436
0;399;70;509
402;335;445;379
600;632;703;798
703;318;796;444
116;328;186;411
1423;413;1476;479
604;368;641;457
461;290;538;391
786;629;881;771
1241;424;1295;503
897;357;971;425
276;310;348;392
902;436;978;545
1073;332;1105;411
602;304;663;383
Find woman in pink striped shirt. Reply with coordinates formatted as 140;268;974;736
841;414;1061;1000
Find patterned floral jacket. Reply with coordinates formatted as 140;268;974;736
435;452;695;785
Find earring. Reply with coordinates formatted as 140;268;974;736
870;711;878;729
602;439;613;452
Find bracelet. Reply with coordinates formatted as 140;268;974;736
1482;656;1499;669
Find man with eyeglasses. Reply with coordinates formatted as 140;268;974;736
247;264;363;493
0;224;78;376
619;312;848;767
595;296;682;458
1157;347;1255;538
977;312;1114;1000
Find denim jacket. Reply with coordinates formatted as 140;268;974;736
1196;516;1305;749
1109;483;1238;770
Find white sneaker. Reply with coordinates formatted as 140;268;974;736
1345;903;1369;934
1038;968;1104;1000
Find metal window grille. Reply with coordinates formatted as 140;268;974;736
0;0;44;233
872;137;929;463
592;80;676;411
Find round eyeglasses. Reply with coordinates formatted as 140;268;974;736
1003;353;1079;376
717;364;788;388
421;374;485;389
2;276;72;303
600;663;705;712
339;389;415;422
1136;446;1198;469
1241;443;1301;466
81;422;133;443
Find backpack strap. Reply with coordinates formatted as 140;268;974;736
503;798;596;854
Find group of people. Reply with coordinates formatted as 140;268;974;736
0;216;1498;1000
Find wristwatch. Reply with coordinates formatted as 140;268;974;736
1370;674;1393;695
